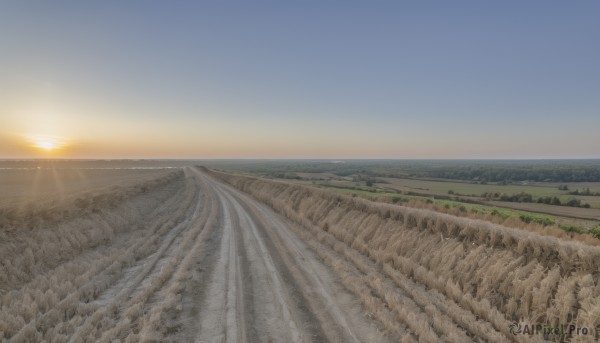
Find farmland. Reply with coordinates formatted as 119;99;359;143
2;160;600;342
208;160;600;234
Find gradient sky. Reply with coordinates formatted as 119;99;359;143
1;1;599;159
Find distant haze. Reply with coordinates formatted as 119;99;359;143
1;1;599;159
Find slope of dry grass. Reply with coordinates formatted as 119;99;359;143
207;168;600;342
0;171;182;289
0;169;188;342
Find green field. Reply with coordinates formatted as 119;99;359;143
210;159;600;233
282;176;600;233
294;176;600;208
380;178;600;208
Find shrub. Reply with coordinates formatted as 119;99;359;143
590;225;600;238
559;224;587;234
519;214;555;226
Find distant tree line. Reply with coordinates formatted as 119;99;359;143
568;188;600;196
215;160;600;183
409;165;600;183
482;192;591;208
268;172;301;180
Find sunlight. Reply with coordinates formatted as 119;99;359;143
36;140;58;151
26;134;68;153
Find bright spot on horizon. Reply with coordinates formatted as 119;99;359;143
36;140;58;151
27;135;67;152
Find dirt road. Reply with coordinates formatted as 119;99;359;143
1;167;392;342
184;168;390;342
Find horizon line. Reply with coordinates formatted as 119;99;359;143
2;157;600;161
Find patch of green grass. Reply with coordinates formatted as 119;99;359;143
590;225;600;238
317;182;543;222
382;178;566;198
519;213;555;226
491;209;511;220
558;223;588;234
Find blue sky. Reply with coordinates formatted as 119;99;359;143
1;1;599;158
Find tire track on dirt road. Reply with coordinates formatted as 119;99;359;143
190;169;392;343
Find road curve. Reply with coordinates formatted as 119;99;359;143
184;167;392;342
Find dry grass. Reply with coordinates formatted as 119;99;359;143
0;168;224;342
207;168;600;342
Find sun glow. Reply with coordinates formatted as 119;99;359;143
36;140;58;151
26;135;67;153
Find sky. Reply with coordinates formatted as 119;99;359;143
1;1;599;159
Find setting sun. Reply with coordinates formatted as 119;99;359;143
26;135;67;153
36;140;58;151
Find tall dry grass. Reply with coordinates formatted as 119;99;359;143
376;196;600;246
0;171;182;291
206;168;600;342
0;170;190;342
